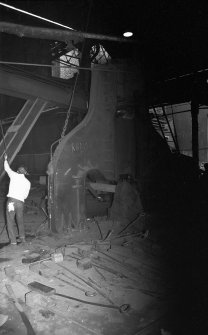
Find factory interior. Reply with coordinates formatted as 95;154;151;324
0;1;208;334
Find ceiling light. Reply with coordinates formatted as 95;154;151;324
123;31;133;38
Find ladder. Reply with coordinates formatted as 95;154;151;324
152;105;179;152
0;97;48;179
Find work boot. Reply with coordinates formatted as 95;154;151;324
17;236;26;244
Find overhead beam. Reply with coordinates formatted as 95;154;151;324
0;66;72;107
0;22;137;44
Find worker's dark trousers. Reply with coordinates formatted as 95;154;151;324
6;197;25;244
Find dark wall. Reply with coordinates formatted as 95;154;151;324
114;116;136;178
0;33;51;76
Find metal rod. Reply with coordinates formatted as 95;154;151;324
56;272;97;296
55;275;87;293
116;213;143;235
0;21;138;44
0;119;7;153
94;220;103;240
57;263;115;305
0;60;136;73
55;293;130;313
69;253;128;278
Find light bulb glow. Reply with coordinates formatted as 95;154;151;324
123;31;133;37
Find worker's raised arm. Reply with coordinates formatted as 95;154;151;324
4;155;14;177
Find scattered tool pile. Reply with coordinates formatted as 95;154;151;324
0;231;167;334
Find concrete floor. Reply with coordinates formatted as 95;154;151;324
0;180;193;335
0;235;167;335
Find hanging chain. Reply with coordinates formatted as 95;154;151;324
59;0;93;143
59;72;79;142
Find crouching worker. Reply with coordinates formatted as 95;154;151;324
4;154;31;246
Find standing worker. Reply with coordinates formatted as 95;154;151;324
4;154;31;246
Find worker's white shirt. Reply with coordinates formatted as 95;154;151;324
4;160;31;202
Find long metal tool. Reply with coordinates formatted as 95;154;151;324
0;119;7;154
55;274;97;297
55;292;130;313
70;252;128;278
94;220;103;240
56;263;130;313
57;263;115;303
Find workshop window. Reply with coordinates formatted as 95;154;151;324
52;48;80;79
52;44;111;79
90;44;111;64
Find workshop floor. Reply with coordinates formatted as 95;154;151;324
0;184;174;335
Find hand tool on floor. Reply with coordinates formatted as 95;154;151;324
56;264;130;312
70;252;128;278
55;292;130;313
22;255;51;264
57;269;87;286
88;276;102;289
54;274;97;297
57;263;114;303
101;229;113;242
76;257;92;270
22;250;64;264
5;284;36;335
93;266;106;281
93;220;114;243
27;281;130;313
116;212;144;235
94;220;103;240
94;250;140;275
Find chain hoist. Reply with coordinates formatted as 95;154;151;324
59;72;79;142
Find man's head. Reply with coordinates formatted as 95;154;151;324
17;166;29;175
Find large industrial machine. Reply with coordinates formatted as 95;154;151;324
48;63;141;232
0;62;141;233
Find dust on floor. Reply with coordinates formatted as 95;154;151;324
0;217;171;335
